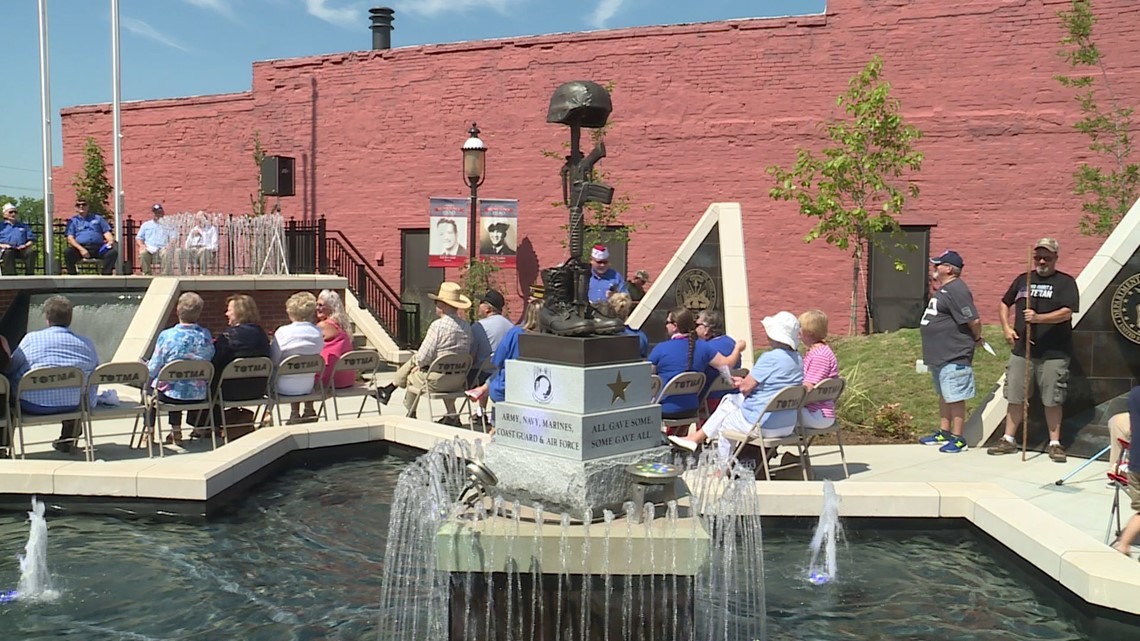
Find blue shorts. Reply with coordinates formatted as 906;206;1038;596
931;363;975;403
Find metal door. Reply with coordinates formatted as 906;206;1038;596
401;229;444;340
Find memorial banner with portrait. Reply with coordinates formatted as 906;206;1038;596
428;197;470;268
478;198;519;267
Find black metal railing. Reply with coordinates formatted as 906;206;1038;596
312;220;420;349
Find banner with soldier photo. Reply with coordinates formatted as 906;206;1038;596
478;198;518;267
428;197;470;268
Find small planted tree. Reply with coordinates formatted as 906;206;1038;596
1056;0;1138;236
768;56;924;334
72;137;113;215
459;257;503;322
249;130;268;216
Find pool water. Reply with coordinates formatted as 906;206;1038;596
0;456;1101;640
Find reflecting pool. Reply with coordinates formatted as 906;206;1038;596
0;456;1106;640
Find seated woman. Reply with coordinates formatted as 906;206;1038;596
696;310;740;415
303;289;355;420
668;311;804;461
799;309;839;429
146;292;215;445
271;292;325;424
607;292;648;358
196;294;271;437
465;299;544;428
650;307;745;422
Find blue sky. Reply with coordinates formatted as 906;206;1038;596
0;0;825;200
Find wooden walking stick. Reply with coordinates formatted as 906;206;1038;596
1022;245;1033;462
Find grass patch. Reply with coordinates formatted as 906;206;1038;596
827;325;1010;443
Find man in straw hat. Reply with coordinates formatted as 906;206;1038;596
375;282;473;422
987;237;1079;462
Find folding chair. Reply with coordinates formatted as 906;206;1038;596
654;371;706;436
698;367;749;422
271;354;327;427
147;359;215;456
462;353;495;432
1107;437;1131;545
722;385;808;481
797;377;849;479
406;353;474;423
84;361;149;457
650;375;662;401
328;349;382;419
13;366;91;461
215;357;274;444
0;376;11;459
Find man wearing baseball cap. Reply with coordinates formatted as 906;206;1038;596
136;203;170;275
917;250;983;453
988;237;1079;462
627;269;650;302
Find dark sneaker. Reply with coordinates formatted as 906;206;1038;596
51;439;74;454
939;436;968;454
919;430;953;446
987;439;1018;456
375;383;396;406
1049;444;1067;463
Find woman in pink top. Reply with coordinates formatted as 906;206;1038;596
316;289;355;388
799;309;840;428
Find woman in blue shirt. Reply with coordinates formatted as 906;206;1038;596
650;307;745;420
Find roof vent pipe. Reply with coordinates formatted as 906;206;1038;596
370;7;395;50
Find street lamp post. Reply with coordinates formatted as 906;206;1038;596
461;123;487;264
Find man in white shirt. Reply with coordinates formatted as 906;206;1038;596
136;204;170;275
270;292;325;423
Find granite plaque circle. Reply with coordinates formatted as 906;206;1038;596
1110;273;1140;344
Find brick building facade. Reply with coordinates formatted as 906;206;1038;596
54;0;1140;335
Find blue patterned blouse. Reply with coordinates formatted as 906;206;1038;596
147;323;215;400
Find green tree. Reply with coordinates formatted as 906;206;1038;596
459;257;504;323
767;56;924;334
250;130;268;216
72;137;113;215
1056;0;1138;236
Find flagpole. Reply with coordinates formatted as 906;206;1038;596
37;0;54;274
111;0;124;270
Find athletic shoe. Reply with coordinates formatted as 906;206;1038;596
939;436;968;454
1049;444;1067;463
919;430;953;446
987;439;1018;456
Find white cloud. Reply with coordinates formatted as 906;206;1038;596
304;0;361;29
588;0;625;29
121;17;192;52
389;0;520;18
183;0;238;21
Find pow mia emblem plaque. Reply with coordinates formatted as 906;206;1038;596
532;366;554;404
1111;273;1140;344
675;268;717;311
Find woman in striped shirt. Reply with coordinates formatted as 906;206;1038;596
799;309;840;429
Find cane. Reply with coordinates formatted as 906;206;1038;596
1055;443;1112;486
1022;246;1033;462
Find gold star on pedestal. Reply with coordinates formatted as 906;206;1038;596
607;372;630;404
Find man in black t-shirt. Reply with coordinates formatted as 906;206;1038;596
918;250;983;454
987;238;1079;462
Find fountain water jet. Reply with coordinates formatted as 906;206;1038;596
14;496;58;603
806;479;842;586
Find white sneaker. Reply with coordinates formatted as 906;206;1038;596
667;435;698;452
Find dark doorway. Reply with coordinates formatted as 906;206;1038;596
867;225;932;333
401;229;444;340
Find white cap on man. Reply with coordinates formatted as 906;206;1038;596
591;244;610;261
1;203;16;214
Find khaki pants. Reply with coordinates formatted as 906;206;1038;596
140;248;165;275
1110;412;1131;468
394;359;463;416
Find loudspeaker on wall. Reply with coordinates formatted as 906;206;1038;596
260;155;295;197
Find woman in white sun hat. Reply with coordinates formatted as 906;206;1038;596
668;310;804;462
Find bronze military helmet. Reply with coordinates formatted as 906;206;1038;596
547;81;612;129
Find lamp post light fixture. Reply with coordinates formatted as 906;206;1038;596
461;123;487;264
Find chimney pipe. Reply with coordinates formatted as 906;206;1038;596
370;7;394;50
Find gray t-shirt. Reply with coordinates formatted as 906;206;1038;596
920;277;978;367
471;314;515;371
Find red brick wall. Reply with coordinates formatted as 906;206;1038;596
164;288;345;337
54;0;1140;334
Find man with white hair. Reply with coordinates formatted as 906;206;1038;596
0;203;37;275
586;244;627;304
